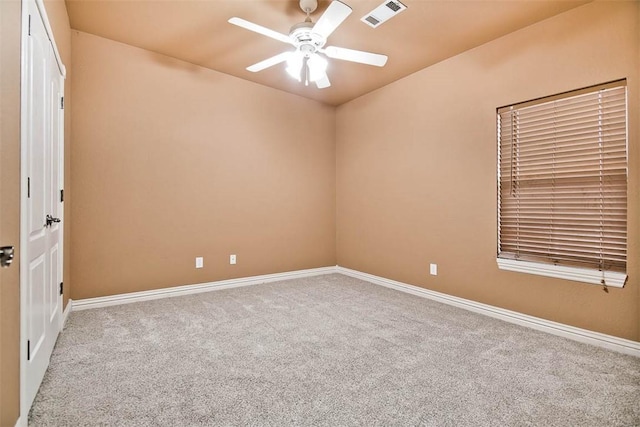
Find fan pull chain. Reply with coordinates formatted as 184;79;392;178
303;56;310;86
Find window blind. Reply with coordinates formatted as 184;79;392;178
497;80;627;274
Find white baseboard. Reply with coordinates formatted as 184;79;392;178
62;299;72;326
337;266;640;358
14;416;25;427
72;266;338;311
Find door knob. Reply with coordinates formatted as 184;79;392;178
45;214;61;227
0;246;15;268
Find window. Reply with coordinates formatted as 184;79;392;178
497;80;627;288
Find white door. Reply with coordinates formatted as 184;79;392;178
21;0;64;412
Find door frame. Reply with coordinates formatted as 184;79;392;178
19;0;66;422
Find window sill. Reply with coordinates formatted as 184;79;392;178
497;258;627;288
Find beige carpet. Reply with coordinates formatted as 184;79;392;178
30;273;640;426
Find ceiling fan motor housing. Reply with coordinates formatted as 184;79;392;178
289;22;326;56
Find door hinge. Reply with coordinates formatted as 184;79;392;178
59;282;63;295
28;15;31;36
27;340;31;361
60;96;64;110
27;177;31;198
60;189;64;202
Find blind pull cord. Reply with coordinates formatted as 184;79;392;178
598;90;608;294
510;109;516;197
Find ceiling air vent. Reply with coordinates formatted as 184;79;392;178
364;15;380;27
361;0;407;28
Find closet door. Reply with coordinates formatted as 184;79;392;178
22;0;64;411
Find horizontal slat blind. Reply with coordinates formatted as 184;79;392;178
497;81;627;275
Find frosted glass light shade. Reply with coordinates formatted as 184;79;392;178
286;53;327;83
286;54;303;81
308;54;327;82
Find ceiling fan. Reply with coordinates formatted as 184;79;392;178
228;0;388;89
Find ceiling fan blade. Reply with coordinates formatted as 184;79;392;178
324;46;388;67
228;17;291;45
247;51;293;72
312;1;352;39
315;73;331;89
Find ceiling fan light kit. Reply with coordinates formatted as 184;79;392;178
228;0;389;89
286;53;328;86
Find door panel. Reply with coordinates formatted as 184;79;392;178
47;47;62;324
27;255;46;359
27;25;47;240
48;245;59;321
24;2;51;405
23;0;64;411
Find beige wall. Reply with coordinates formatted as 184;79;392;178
337;1;639;341
70;31;336;300
0;0;22;423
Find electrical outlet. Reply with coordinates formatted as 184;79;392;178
230;254;236;265
195;257;203;269
430;263;437;276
